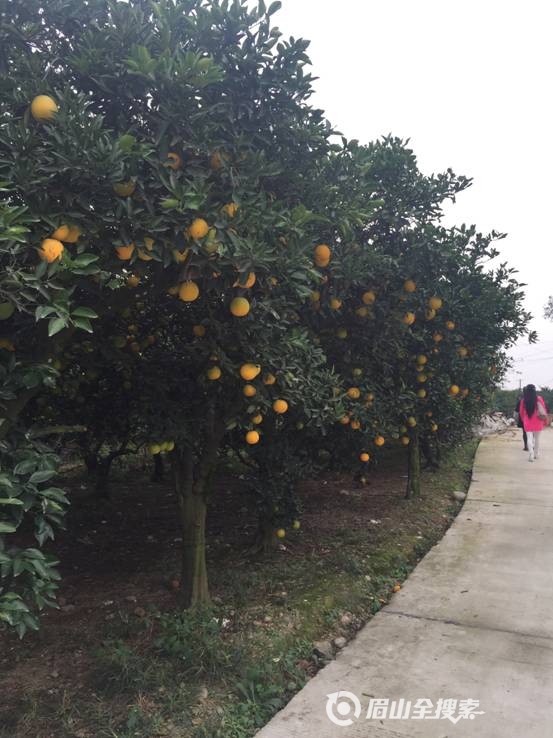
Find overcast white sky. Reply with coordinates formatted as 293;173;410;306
275;0;553;390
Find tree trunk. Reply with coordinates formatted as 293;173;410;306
151;453;164;482
420;435;439;470
406;430;421;498
254;516;278;553
173;446;210;608
84;452;98;477
94;457;113;499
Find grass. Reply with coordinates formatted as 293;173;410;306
0;439;478;738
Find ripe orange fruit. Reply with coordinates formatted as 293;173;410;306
392;584;401;593
207;366;221;380
234;272;256;289
240;363;261;381
115;243;135;260
243;384;257;397
64;225;80;243
209;150;227;170
188;218;209;240
246;430;260;445
314;244;331;267
230;297;250;317
179;281;199;302
428;296;442;310
417;374;427;383
407;416;417;427
425;308;436;320
0;338;15;352
339;415;350;425
263;373;276;385
347;387;361;399
138;237;154;261
113;180;135;197
457;346;468;357
30;94;58;121
166;152;182;170
310;290;321;302
400;436;410;445
417;355;428;365
51;224;70;241
173;248;189;263
356;306;369;317
433;332;443;342
449;384;460;396
350;420;361;430
403;279;416;293
402;312;416;325
359;452;370;462
329;297;342;310
193;324;206;337
126;275;140;288
273;399;288;414
362;290;376;305
222;202;238;218
251;414;263;425
39;238;64;262
445;320;455;330
374;435;385;447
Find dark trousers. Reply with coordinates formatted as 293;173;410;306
522;429;528;449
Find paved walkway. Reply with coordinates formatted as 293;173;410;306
256;429;553;737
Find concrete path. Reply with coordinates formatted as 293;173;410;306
255;429;553;738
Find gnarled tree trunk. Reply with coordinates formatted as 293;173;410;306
406;429;421;498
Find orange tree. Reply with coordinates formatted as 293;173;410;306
0;0;385;626
0;0;531;633
296;138;531;497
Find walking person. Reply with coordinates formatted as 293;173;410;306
514;389;528;450
518;384;548;462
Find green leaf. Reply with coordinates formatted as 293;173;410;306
0;498;23;506
71;306;98;319
0;522;17;534
48;317;67;337
73;317;93;333
35;305;57;321
13;459;36;475
29;470;57;485
72;254;99;268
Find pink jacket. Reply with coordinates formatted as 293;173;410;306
519;395;548;432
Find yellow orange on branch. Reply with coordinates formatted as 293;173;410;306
39;238;64;262
273;399;289;414
246;430;260;445
31;94;58;121
314;244;331;267
230;297;250;317
188;218;209;240
115;243;135;260
179;281;200;302
240;363;261;381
